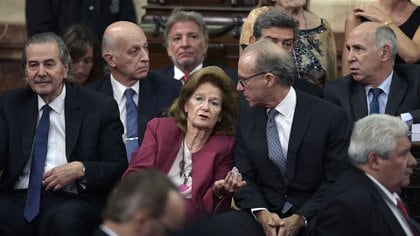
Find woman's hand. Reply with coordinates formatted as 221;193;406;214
353;4;389;24
213;167;247;198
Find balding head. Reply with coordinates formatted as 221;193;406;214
346;22;396;87
102;21;150;86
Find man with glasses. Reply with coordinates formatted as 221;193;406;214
249;8;323;98
155;9;238;86
216;39;351;236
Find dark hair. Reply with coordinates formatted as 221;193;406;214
103;170;177;223
168;66;239;135
21;32;71;71
164;8;209;48
253;9;298;41
61;24;104;85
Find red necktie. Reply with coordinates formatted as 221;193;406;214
397;199;419;236
182;73;189;82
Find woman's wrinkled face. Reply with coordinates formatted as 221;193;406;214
184;82;223;131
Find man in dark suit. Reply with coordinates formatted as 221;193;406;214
154;9;238;86
249;8;323;98
213;39;350;236
25;0;137;42
308;114;419;236
0;33;127;236
324;22;420;125
93;170;185;236
89;21;180;160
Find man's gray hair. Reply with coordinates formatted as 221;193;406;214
164;8;209;47
242;38;296;86
375;25;397;61
21;32;71;70
348;114;408;165
102;170;177;223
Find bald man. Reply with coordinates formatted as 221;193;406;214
324;22;420;125
89;21;180;160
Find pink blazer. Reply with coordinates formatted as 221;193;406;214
124;117;235;217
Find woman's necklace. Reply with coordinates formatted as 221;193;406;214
178;139;192;193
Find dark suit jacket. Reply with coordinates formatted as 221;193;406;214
234;91;350;220
308;167;407;236
124;117;235;218
25;0;137;41
91;228;109;236
324;64;420;124
89;72;180;146
0;82;127;210
153;61;239;85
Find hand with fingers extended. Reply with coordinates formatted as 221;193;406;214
212;166;247;198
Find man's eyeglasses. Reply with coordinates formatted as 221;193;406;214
238;71;267;88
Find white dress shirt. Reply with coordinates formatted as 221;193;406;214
110;74;139;142
15;85;67;189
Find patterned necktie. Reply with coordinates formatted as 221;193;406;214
369;88;382;114
125;89;138;161
397;199;420;236
24;105;51;222
182;73;189;83
266;109;287;175
266;109;293;213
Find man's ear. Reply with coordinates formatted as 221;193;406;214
103;52;116;67
249;36;256;45
381;45;392;61
367;152;381;170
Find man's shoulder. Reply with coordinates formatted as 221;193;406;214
67;82;115;106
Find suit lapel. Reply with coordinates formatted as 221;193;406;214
21;92;38;161
137;76;158;139
64;83;82;161
386;73;407;115
287;92;310;184
350;81;368;121
354;169;406;234
251;107;286;186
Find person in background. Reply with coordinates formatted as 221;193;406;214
89;21;180;161
240;0;336;86
308;114;419;236
214;39;349;236
324;22;420;126
61;24;104;86
155;8;238;87
250;8;323;98
124;66;246;222
25;0;137;42
93;170;186;236
341;0;420;76
0;32;127;236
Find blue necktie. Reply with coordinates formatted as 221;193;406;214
24;105;51;222
369;88;382;114
125;89;138;161
266;109;287;175
266;109;293;213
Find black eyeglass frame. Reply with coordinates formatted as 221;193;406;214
238;71;268;88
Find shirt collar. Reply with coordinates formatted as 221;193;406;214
110;73;140;102
365;172;399;206
37;83;66;114
173;63;203;80
269;87;297;118
364;71;393;96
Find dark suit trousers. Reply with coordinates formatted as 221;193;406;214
0;190;98;236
